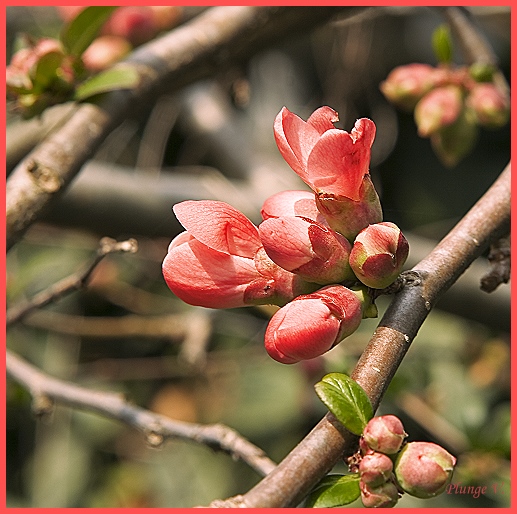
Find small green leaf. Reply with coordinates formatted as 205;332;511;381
304;474;361;508
432;25;453;64
61;6;119;57
74;66;139;101
32;51;63;90
314;372;373;435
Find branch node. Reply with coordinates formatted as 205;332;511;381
26;158;63;193
31;394;55;420
480;235;510;292
144;423;166;449
98;237;139;256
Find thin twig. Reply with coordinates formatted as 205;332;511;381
5;350;277;478
204;161;510;507
6;237;138;326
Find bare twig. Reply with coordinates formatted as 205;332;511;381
6;237;138;326
5;350;277;478
439;6;510;95
204;161;510;507
6;6;355;251
480;234;511;292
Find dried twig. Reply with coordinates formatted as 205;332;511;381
6;237;137;326
203;161;510;507
5;350;277;478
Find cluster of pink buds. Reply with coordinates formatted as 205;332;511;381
6;37;75;117
381;62;509;166
357;414;456;507
163;106;409;364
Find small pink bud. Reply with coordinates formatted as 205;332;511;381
102;6;159;46
259;216;355;285
359;452;394;487
264;285;364;364
360;480;399;508
349;222;409;289
394;441;457;498
362;415;407;454
415;85;463;137
380;63;438;110
82;35;131;72
466;83;509;128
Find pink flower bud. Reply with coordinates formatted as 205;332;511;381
258;216;355;285
82;35;131;72
274;106;383;239
466;83;510;128
360;480;399;508
162;201;313;309
394;442;457;498
415;85;463;137
264;285;365;364
349;222;409;289
362;415;407;454
102;6;159;46
380;63;438;111
359;452;394;487
260;190;325;224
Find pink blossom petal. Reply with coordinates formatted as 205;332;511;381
307;105;339;134
261;190;327;224
173;200;261;258
274;106;321;183
259;217;314;270
162;237;258;309
306;129;368;200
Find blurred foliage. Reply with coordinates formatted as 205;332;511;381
6;5;510;508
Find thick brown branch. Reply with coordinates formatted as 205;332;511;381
5;350;277;478
6;6;354;251
208;161;510;508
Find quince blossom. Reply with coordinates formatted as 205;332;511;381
162;200;312;309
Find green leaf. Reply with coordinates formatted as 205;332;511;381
304;474;361;508
74;66;139;101
32;51;63;90
61;6;119;57
314;372;373;435
432;25;453;64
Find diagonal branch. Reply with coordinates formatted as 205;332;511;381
5;349;277;478
5;5;357;251
205;161;510;507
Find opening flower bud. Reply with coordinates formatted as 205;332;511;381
362;414;407;454
360;480;399;508
349;222;409;289
359;452;394;487
259;216;355;285
264;285;364;364
466;83;510;128
394;441;457;498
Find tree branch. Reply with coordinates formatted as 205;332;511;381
6;6;357;251
6;237;138;326
205;161;510;507
5;349;277;478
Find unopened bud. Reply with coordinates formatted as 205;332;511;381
264;285;365;364
349;223;409;289
360;480;399;508
394;441;457;498
359;452;394;487
415;85;463;137
362;414;407;454
466;83;510;128
381;63;438;111
82;35;131;71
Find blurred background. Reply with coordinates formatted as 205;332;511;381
6;6;510;508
